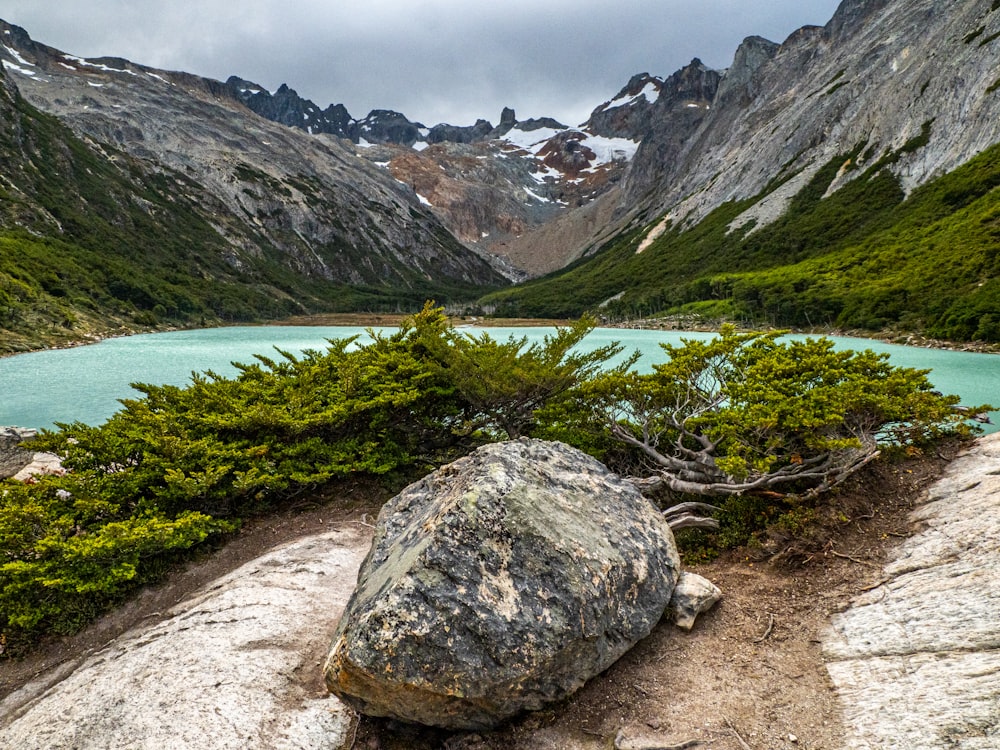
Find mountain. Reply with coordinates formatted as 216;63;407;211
222;73;674;270
0;20;508;352
3;0;999;349
481;0;1000;343
222;77;650;276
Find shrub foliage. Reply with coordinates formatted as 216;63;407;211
480;140;1000;343
0;309;982;650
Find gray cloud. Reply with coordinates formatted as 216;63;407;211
3;1;842;126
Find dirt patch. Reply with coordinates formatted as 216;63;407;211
351;442;963;750
0;443;964;749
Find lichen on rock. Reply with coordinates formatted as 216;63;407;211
324;438;684;730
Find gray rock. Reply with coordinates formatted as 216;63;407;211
11;451;63;482
667;571;722;631
0;427;37;479
824;432;1000;749
0;528;372;750
324;438;681;730
623;0;1000;230
0;21;504;291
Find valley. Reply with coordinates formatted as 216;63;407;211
1;0;999;350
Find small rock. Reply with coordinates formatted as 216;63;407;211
667;571;722;631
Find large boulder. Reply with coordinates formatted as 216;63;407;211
324;438;681;730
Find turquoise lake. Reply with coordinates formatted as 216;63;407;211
0;326;997;431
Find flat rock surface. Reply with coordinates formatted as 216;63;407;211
825;432;1000;749
0;526;372;750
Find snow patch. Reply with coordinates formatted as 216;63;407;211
418;127;430;137
601;80;661;111
412;141;429;152
4;45;34;68
524;188;550;203
416;192;433;207
63;55;137;76
87;81;105;88
579;134;640;166
147;72;170;84
2;61;39;78
531;164;563;183
501;126;565;154
357;138;374;148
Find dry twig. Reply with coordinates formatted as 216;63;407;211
723;717;753;750
613;729;702;750
753;613;775;643
829;549;879;568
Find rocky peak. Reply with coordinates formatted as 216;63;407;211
658;58;722;107
823;0;895;43
226;76;353;138
714;35;780;105
615;59;722;208
516;115;569;131
354;108;426;146
587;72;665;139
495;106;518;136
426;118;494;144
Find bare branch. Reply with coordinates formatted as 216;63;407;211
663;501;722;518
667;514;720;531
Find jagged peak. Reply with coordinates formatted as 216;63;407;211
715;34;780;103
823;0;895;42
516;116;568;132
592;73;664;117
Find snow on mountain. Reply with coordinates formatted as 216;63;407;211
598;78;663;111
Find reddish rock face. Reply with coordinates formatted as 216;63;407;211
324;439;681;730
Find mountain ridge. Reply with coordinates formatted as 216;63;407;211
0;19;515;352
480;0;1000;342
2;0;1000;348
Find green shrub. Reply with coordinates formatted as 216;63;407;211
0;307;621;647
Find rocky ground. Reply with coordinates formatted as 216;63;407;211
0;439;969;749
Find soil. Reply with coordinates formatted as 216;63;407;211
0;442;965;750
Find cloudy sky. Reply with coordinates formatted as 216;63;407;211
3;1;842;127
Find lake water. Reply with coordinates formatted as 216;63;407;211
1;326;997;431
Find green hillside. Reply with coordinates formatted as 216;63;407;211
0;82;495;354
481;138;1000;343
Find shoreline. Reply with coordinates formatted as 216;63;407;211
602;316;1000;355
3;314;998;361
